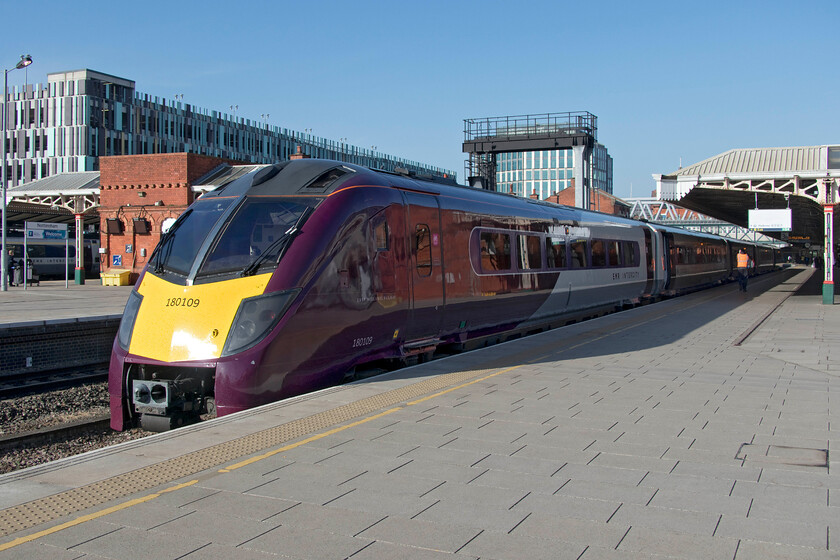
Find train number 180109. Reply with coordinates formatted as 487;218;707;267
165;297;200;308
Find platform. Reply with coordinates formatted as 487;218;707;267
0;280;132;326
0;267;837;559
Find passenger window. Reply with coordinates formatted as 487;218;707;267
546;237;567;269
480;232;511;271
373;219;389;251
621;241;638;267
29;245;47;258
607;241;620;267
518;235;542;270
591;239;607;267
570;240;588;268
415;224;432;277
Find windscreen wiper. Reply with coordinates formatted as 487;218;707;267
240;207;314;277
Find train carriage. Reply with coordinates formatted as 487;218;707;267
5;237;101;279
109;159;778;432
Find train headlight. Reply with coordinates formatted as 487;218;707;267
117;291;144;351
222;289;299;356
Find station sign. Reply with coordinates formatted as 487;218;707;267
25;221;68;240
748;209;792;232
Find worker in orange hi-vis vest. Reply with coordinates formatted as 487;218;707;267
736;248;752;292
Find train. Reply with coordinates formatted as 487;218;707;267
5;237;101;279
109;159;780;431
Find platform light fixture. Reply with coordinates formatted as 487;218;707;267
2;54;33;292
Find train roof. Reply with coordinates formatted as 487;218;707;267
198;159;771;247
202;159;639;227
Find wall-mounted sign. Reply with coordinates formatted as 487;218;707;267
113;255;122;267
748;209;792;232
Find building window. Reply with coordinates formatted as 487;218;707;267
830;147;840;169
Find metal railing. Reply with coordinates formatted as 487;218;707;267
464;112;597;143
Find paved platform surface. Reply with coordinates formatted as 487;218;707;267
0;280;133;325
0;266;837;559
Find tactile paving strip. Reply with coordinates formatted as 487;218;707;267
0;362;501;537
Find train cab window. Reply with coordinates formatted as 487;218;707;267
480;232;511;271
198;197;313;278
621;241;639;267
154;198;234;276
570;240;588;268
607;241;620;267
518;235;542;270
546;237;567;269
591;239;607;267
415;224;432;277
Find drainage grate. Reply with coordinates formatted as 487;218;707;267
736;444;828;468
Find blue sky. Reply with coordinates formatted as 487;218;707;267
5;0;838;198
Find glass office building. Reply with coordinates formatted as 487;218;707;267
1;69;455;189
495;143;613;200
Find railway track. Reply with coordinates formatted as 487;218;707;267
0;414;111;453
0;364;109;399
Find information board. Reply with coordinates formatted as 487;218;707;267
25;221;68;239
748;209;792;232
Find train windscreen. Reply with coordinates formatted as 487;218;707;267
151;198;234;276
198;197;317;278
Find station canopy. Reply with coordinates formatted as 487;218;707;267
2;165;263;231
654;145;839;246
4;171;100;228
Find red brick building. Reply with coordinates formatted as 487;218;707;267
545;186;631;218
98;153;243;280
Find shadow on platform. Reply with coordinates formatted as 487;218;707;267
355;267;809;388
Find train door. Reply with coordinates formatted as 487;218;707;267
663;232;674;291
401;191;445;344
643;228;655;294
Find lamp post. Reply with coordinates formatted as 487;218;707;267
2;54;33;292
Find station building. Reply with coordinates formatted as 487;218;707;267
494;142;613;199
1;68;454;190
2;68;455;284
